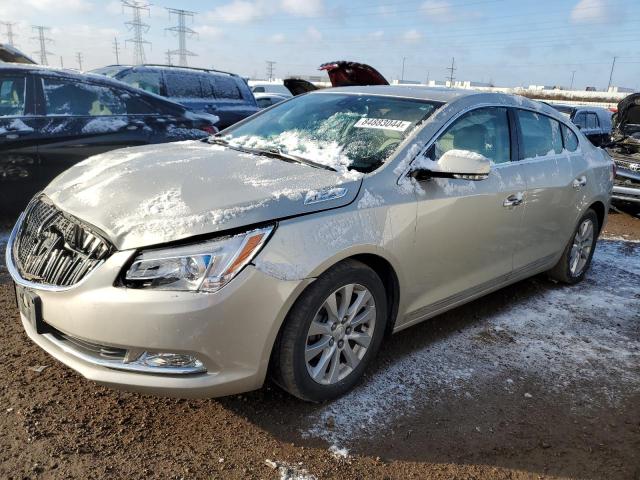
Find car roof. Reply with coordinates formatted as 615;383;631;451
313;85;555;112
99;64;241;78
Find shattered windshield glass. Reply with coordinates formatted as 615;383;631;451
219;93;440;173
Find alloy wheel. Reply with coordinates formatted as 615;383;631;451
569;218;594;277
304;283;376;385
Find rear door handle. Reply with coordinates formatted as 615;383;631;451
503;192;524;208
572;176;587;189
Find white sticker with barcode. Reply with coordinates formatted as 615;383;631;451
353;117;412;131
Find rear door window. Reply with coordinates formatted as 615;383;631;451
0;75;26;116
165;71;203;98
573;112;586;129
516;110;563;158
42;78;126;116
561;124;579;152
212;75;242;99
432;107;511;164
118;70;161;95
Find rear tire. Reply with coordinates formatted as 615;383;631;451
272;260;387;402
548;209;599;284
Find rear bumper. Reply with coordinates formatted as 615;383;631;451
612;168;640;204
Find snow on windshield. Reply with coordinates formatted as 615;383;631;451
222;93;439;175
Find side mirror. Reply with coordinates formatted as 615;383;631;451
412;149;491;181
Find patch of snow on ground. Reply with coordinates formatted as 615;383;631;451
269;461;317;480
328;445;350;459
357;189;384;209
301;240;640;445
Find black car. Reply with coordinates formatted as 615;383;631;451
607;93;640;208
549;103;613;147
91;65;259;130
0;64;217;218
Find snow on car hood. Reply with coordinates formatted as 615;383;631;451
44;140;362;250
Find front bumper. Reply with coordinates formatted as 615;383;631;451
12;247;311;398
612;168;640;204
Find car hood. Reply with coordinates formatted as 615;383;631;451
611;93;640;151
44;140;362;250
283;78;318;96
319;61;389;87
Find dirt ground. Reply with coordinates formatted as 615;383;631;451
0;209;638;480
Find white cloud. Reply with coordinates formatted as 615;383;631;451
306;26;322;42
421;0;454;21
280;0;324;17
194;25;224;40
207;0;268;24
369;30;385;39
402;29;423;44
105;1;123;15
570;0;613;23
269;33;286;44
0;0;91;16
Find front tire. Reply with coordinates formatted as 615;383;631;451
272;260;387;402
548;209;599;284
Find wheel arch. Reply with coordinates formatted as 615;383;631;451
587;200;606;233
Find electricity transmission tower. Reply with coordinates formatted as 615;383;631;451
165;49;173;65
76;52;83;71
113;37;121;64
31;25;54;66
1;22;17;47
266;61;276;81
446;57;456;86
122;0;151;65
165;8;197;67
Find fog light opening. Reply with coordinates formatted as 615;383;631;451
133;352;206;373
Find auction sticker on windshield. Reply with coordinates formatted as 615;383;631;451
354;118;412;131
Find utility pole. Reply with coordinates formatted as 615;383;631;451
165;49;173;65
165;8;197;67
401;56;407;82
266;60;276;81
76;52;83;71
1;22;17;47
570;70;576;90
607;56;617;91
59;56;64;68
31;25;54;66
122;0;151;65
426;70;430;86
113;37;121;64
446;57;456;86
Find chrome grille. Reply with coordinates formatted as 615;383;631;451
12;197;113;287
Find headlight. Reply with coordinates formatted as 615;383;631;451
124;225;273;292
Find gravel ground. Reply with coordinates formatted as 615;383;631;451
0;210;638;480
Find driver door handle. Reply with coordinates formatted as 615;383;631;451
503;192;524;208
572;176;587;189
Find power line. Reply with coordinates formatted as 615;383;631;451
76;52;83;71
446;57;456;85
266;60;276;81
122;0;151;65
113;37;121;64
165;7;197;67
1;22;17;47
31;25;54;66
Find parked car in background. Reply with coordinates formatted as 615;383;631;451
549;103;613;147
249;81;293;98
92;65;259;130
607;92;640;206
6;87;612;402
0;64;217;218
0;44;36;64
254;92;288;109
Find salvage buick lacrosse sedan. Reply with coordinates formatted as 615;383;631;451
7;86;613;401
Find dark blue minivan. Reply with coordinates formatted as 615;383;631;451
92;65;259;130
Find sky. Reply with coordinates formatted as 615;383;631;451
0;0;638;90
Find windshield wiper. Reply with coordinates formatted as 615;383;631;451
250;146;337;172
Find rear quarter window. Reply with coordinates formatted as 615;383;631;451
561;124;579;152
